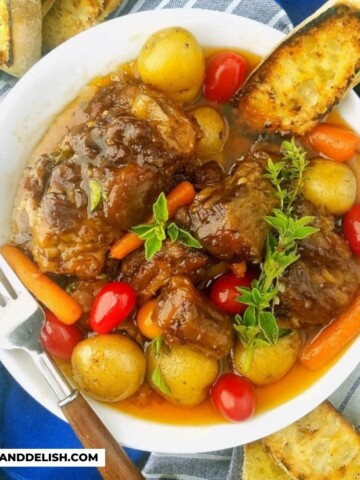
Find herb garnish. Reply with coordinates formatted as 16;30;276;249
150;336;170;395
131;192;201;260
88;179;103;212
234;139;318;370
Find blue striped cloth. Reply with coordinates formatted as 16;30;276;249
0;1;359;479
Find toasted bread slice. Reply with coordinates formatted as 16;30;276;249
42;0;123;52
42;0;56;17
243;441;291;480
234;0;360;135
0;0;42;77
262;402;360;480
0;0;11;65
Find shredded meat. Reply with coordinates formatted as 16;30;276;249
16;76;197;278
175;150;277;263
153;276;234;359
119;240;212;305
278;201;360;326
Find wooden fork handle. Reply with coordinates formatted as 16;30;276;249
61;393;144;480
32;352;144;480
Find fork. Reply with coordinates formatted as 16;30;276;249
0;254;144;480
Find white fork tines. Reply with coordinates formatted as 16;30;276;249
0;254;42;347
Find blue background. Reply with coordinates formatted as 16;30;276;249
0;1;331;479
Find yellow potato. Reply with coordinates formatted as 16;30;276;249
233;331;301;386
72;334;146;402
137;27;205;104
191;105;228;159
146;343;219;406
302;158;356;215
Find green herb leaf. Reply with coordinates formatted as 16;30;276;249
176;227;202;249
152;336;164;357
149;336;171;394
258;311;279;345
131;192;201;260
233;139;319;368
88;179;102;212
151;365;171;394
242;305;257;327
153;192;169;224
131;224;157;240
167;222;179;242
144;236;163;260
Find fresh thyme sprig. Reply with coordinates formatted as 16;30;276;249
234;139;318;370
131;192;201;260
264;139;308;213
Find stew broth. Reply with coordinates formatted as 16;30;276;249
14;46;360;426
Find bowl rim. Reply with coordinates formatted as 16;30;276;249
0;8;359;453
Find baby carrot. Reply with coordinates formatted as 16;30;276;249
1;245;82;325
308;123;360;162
110;181;196;260
300;291;360;370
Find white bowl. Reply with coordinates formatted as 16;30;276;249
0;9;360;453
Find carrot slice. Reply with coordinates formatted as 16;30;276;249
1;245;82;325
300;291;360;370
308;123;360;162
110;181;196;260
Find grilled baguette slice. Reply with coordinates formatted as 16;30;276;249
262;402;360;480
234;0;360;135
42;0;123;52
243;441;291;480
0;0;42;77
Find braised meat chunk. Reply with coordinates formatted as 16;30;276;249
176;150;277;263
119;240;211;305
153;276;234;359
17;76;197;278
279;202;360;327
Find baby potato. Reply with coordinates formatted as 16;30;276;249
146;343;219;407
233;331;301;386
191;106;227;159
71;334;146;402
137;27;205;104
302;158;356;215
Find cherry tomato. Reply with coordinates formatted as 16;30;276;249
136;299;163;339
40;310;83;360
89;282;136;334
343;204;360;256
203;52;248;103
211;373;256;422
210;271;255;315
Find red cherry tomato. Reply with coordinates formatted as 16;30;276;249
343;204;360;256
210;271;255;315
89;282;136;334
203;52;248;103
211;373;256;422
40;310;83;360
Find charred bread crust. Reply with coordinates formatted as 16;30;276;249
262;402;360;480
233;2;360;136
0;0;42;77
42;0;123;52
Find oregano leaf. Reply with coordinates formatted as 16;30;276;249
153;192;168;224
